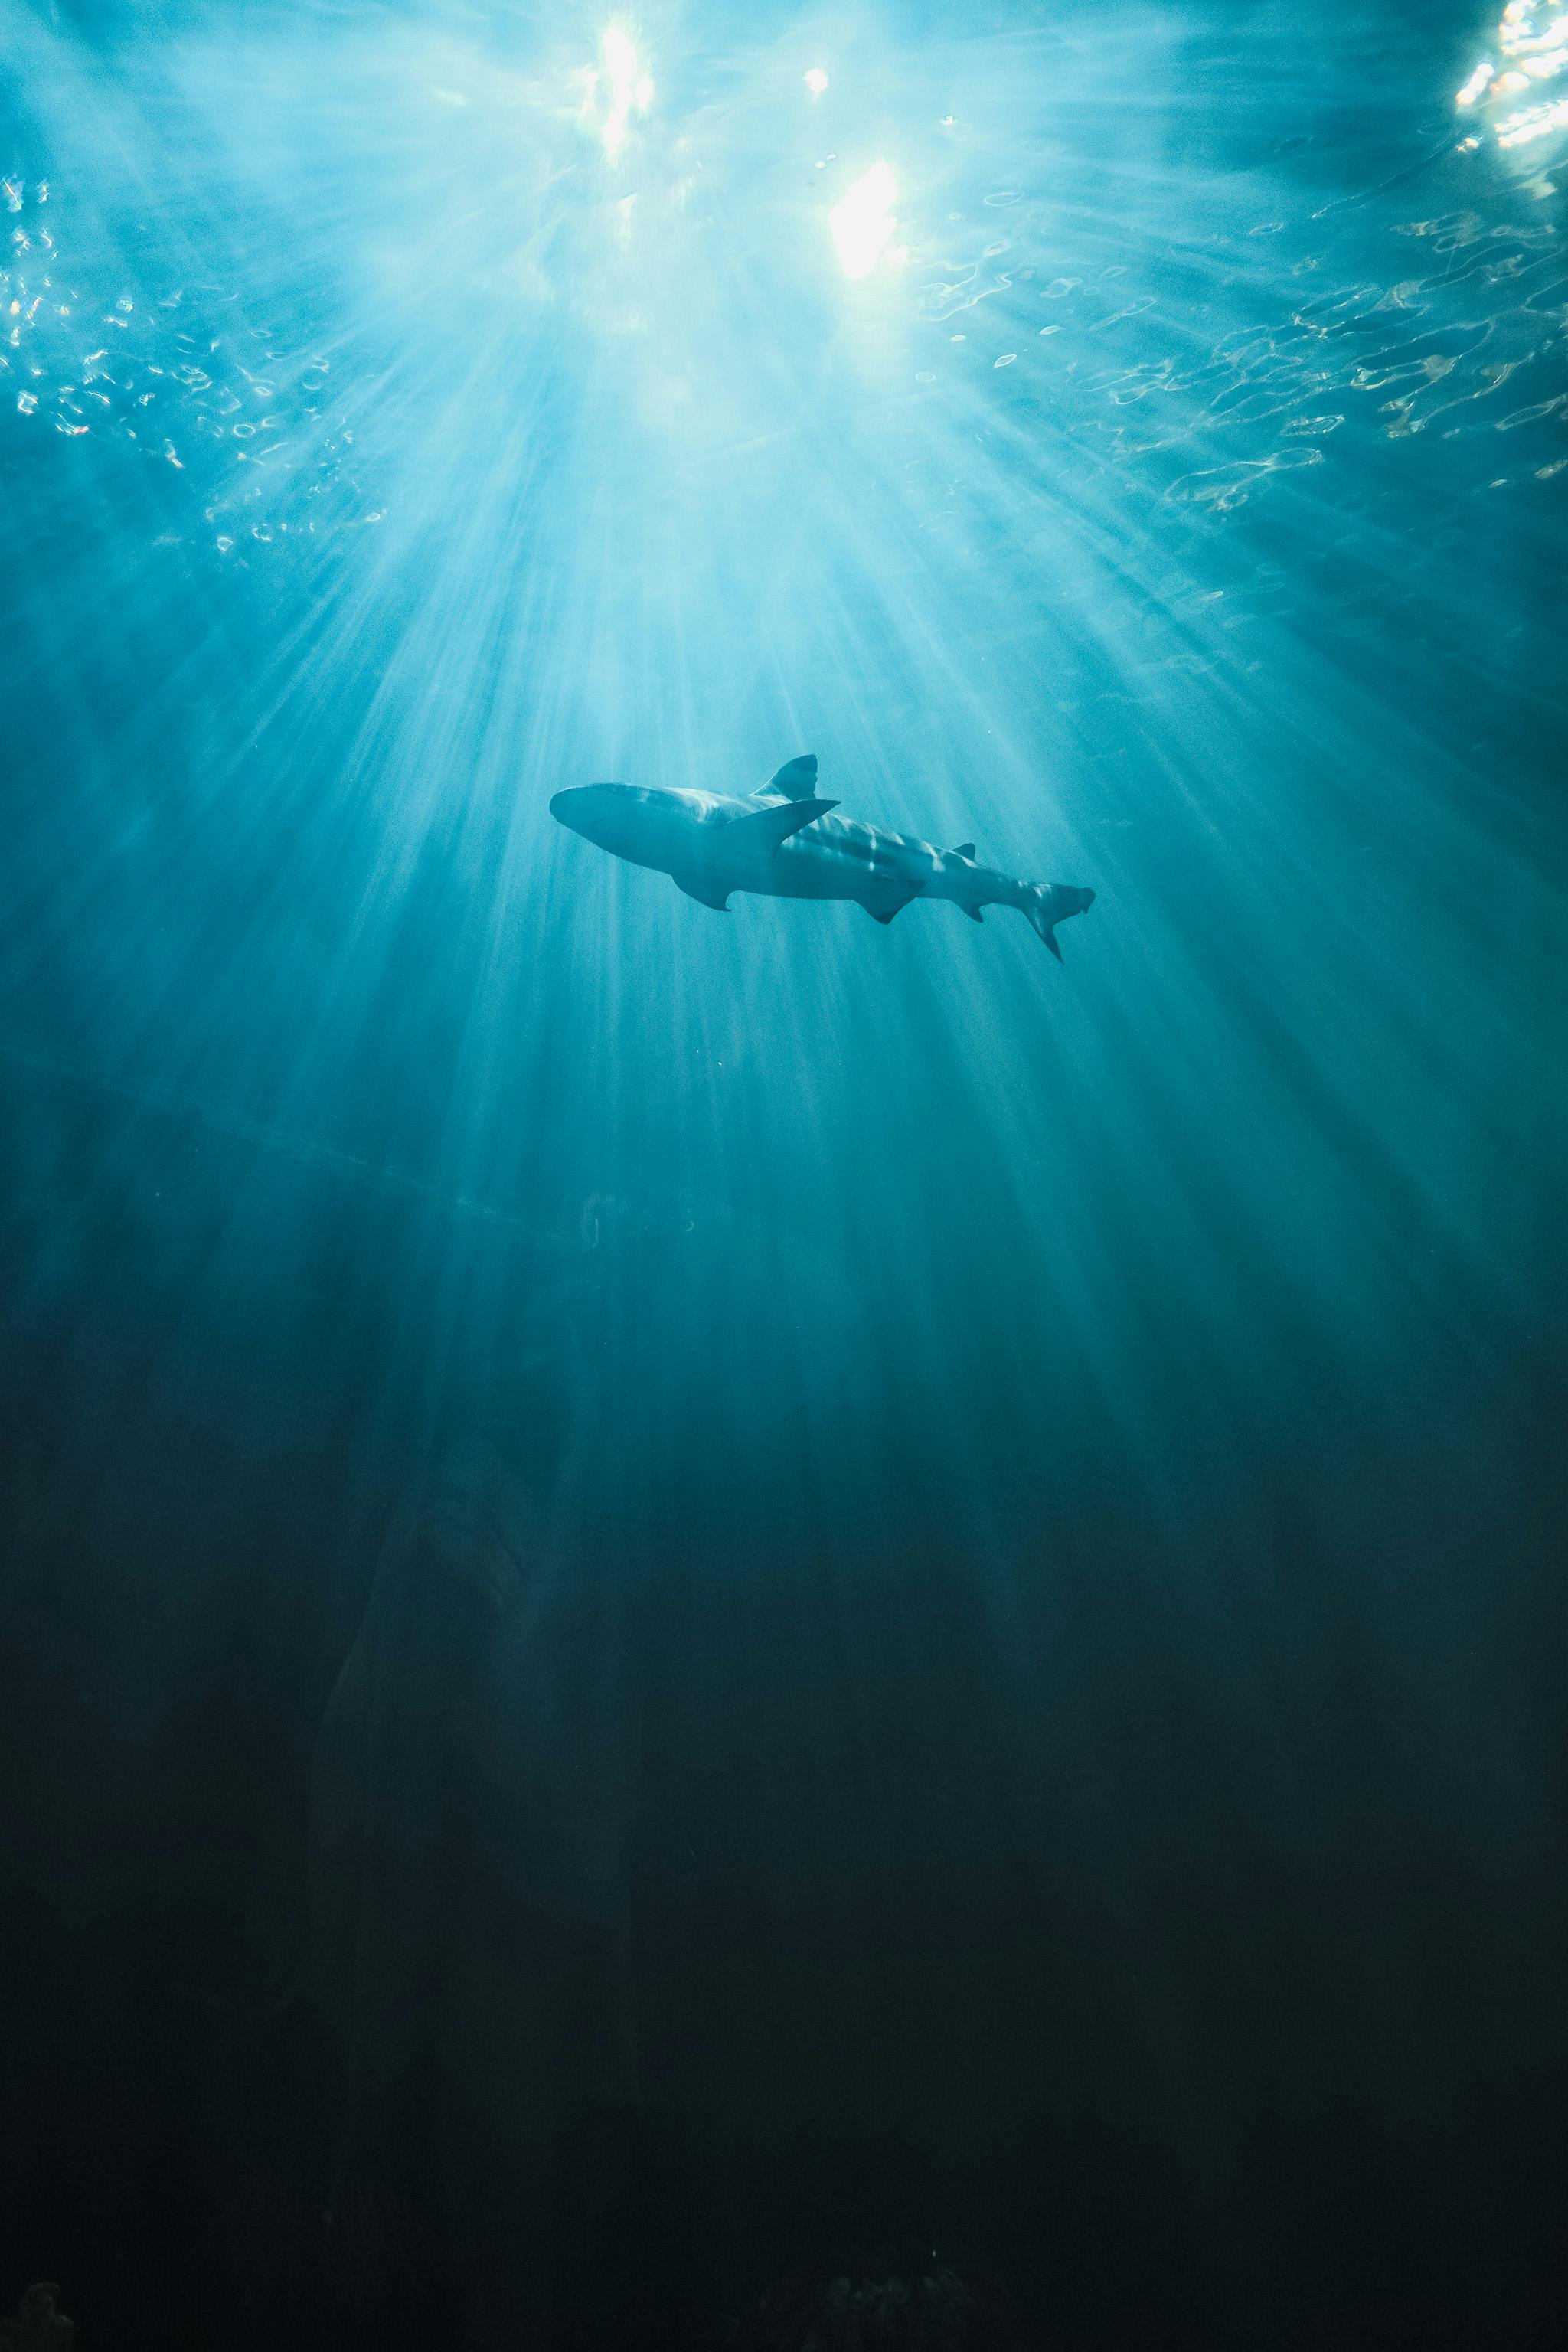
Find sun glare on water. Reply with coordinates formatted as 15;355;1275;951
582;24;654;158
829;161;899;279
1456;2;1568;150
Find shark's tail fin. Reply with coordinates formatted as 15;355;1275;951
1023;882;1096;961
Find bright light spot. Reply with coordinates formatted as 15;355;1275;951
805;69;829;97
1498;90;1568;139
1459;7;1568;146
589;25;652;159
830;162;897;280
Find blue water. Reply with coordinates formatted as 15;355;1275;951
3;4;1565;2347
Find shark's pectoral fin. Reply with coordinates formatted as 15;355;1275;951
730;795;838;854
674;871;731;912
753;753;818;800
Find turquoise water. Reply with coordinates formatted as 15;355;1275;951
3;5;1565;2347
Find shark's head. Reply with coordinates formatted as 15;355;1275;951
550;781;689;869
549;782;626;844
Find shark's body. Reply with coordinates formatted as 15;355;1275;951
550;754;1095;958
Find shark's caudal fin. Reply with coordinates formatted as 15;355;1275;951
1024;883;1096;961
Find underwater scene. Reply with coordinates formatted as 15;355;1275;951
2;2;1565;2346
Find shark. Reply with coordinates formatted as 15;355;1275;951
550;754;1096;959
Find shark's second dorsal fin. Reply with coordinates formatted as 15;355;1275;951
730;795;838;853
754;753;818;800
952;842;976;860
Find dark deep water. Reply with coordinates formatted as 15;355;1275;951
3;2;1566;2346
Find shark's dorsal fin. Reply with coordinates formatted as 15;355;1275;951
730;795;838;853
952;841;976;860
753;753;818;801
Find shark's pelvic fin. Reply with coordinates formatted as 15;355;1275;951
862;884;925;925
730;794;838;853
952;842;976;860
674;871;731;911
962;904;984;923
755;753;818;800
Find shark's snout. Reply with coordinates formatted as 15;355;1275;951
550;788;597;838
